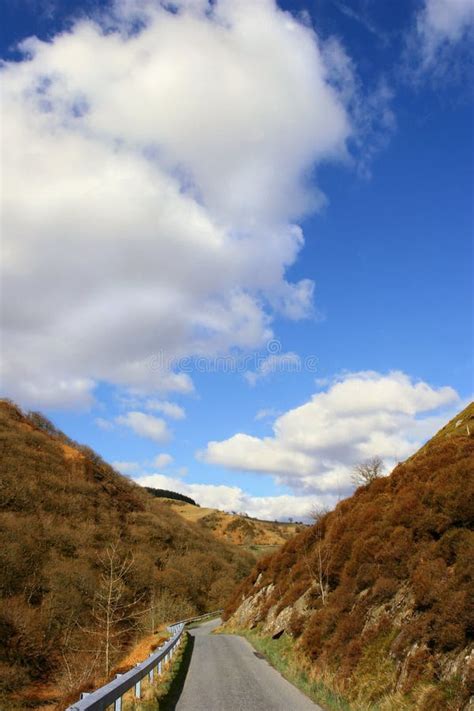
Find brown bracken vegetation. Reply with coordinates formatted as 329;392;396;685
224;403;474;710
0;399;253;709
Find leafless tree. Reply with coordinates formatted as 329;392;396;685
91;543;142;675
351;456;384;487
309;506;329;525
59;625;102;694
303;507;331;606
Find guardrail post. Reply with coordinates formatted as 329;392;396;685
133;664;142;698
114;674;123;711
149;665;154;683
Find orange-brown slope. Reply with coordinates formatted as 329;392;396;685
0;399;253;710
224;403;474;710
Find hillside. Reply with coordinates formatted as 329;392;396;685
161;499;304;557
224;403;474;710
0;400;253;710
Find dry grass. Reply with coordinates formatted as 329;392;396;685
165;500;303;549
112;627;169;674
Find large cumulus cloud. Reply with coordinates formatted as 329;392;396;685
1;0;359;407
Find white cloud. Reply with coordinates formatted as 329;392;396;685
332;1;389;45
321;36;395;178
153;453;174;468
244;352;301;386
112;460;140;474
419;0;474;48
255;407;280;421
242;494;328;521
408;0;474;77
0;375;96;411
145;400;186;420
1;0;382;408
200;370;460;494
135;472;327;521
95;417;115;431
116;411;171;442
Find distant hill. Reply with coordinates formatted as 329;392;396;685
161;498;305;558
0;399;253;710
224;403;474;711
145;486;198;506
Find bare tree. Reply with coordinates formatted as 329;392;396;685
309;506;329;527
351;456;384;487
58;622;102;695
303;507;331;606
92;543;142;676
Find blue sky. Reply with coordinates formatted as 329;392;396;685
1;0;473;519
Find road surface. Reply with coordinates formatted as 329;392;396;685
175;618;323;711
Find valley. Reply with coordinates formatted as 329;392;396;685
1;399;473;711
160;498;305;557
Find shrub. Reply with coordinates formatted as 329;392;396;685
371;576;398;602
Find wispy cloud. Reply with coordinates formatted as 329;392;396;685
152;453;174;468
332;0;390;46
255;408;280;421
244;352;301;386
403;0;474;84
95;417;114;431
145;399;185;420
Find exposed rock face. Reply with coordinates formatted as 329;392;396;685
229;583;275;630
224;404;474;710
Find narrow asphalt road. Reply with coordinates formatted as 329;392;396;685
174;618;323;711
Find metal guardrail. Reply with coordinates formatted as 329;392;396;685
66;610;222;711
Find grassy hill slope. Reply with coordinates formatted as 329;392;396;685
161;499;304;557
0;400;253;709
224;403;474;711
